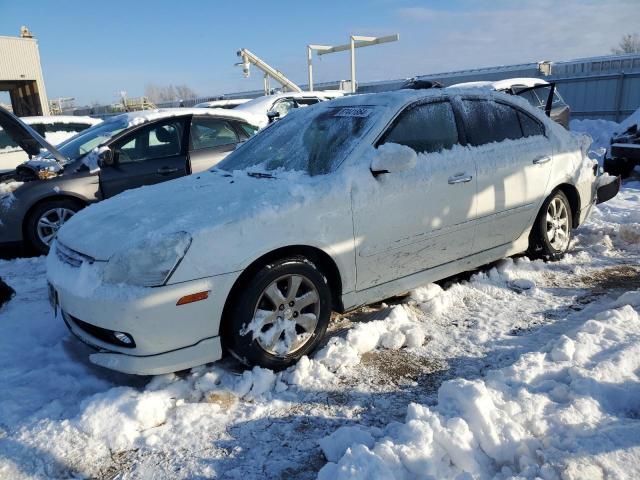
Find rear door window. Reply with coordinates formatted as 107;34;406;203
517;111;545;137
381;101;459;154
462;100;523;146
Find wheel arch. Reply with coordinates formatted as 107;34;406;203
22;194;88;239
219;244;344;349
554;183;581;228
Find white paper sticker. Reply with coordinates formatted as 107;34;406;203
334;107;372;118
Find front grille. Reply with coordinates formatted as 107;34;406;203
69;313;136;349
56;242;95;268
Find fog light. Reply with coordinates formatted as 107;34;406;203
114;332;133;345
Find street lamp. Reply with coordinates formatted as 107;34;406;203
308;34;399;93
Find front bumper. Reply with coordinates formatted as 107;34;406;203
51;270;240;375
596;175;621;205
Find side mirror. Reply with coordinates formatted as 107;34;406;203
97;149;114;167
370;143;417;176
266;109;281;123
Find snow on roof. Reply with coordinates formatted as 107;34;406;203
235;91;344;114
20;115;102;125
109;107;263;128
193;99;251;108
450;77;549;91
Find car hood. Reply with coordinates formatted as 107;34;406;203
56;169;323;261
0;106;67;165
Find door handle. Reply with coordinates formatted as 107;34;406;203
157;166;179;175
448;174;473;184
533;156;551;165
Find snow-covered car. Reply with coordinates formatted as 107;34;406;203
0;115;101;174
450;78;571;129
47;88;619;376
0;107;261;254
234;91;344;127
193;99;251;109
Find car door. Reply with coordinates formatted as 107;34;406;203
352;100;477;290
188;116;243;173
99;117;188;199
459;98;553;252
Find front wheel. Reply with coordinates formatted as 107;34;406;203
528;190;573;261
227;257;332;370
25;199;83;255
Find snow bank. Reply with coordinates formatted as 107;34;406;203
318;297;640;480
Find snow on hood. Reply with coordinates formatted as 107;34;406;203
55;168;325;261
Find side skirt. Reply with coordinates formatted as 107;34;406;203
342;229;531;311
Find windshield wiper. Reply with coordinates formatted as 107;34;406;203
247;171;275;179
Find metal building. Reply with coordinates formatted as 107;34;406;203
0;27;49;116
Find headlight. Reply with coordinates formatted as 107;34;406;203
103;232;192;287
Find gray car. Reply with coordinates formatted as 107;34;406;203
0;107;261;254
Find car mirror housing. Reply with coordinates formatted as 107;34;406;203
266;110;281;123
370;143;418;176
97;149;114;167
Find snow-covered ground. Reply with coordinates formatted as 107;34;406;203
1;123;640;479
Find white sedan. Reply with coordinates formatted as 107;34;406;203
47;87;618;375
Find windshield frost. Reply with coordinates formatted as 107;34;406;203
218;105;380;176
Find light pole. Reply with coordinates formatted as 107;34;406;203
309;34;399;93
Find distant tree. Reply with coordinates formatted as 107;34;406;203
145;83;198;103
611;33;640;54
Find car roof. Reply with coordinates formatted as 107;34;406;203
450;77;550;91
18;115;103;125
106;107;263;128
194;99;251;108
235;91;344;114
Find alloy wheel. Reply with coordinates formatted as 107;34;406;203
250;274;320;357
545;197;570;251
37;207;76;246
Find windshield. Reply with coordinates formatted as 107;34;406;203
43;116;128;164
217;105;380;176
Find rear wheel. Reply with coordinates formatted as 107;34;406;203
25;199;83;255
227;257;332;370
528;190;573;261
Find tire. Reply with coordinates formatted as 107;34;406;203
25;199;83;255
528;190;573;261
227;257;332;370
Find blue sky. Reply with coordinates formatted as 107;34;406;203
1;0;638;105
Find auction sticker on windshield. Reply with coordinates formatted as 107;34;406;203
333;107;373;118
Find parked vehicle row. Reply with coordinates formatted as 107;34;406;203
0;107;261;254
41;87;618;375
0;115;101;173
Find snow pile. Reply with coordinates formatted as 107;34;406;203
318;297;640;480
616;106;640;135
570;118;618;163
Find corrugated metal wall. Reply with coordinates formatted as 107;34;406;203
0;35;49;115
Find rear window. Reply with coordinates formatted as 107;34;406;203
382;101;459;154
462;100;523;146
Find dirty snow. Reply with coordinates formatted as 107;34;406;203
1;120;640;479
